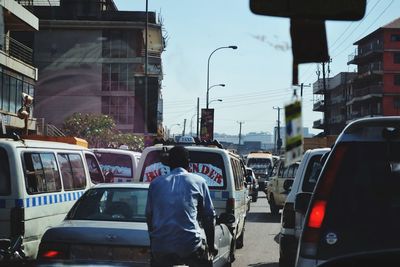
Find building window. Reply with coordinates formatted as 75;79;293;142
102;63;137;91
0;72;34;114
395;74;400;86
391;34;400;42
102;96;134;125
102;29;141;58
394;97;400;109
394;52;400;64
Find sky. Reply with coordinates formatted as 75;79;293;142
114;0;400;136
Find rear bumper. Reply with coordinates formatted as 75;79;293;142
279;234;298;263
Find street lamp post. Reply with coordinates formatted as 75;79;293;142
208;99;223;106
207;84;225;108
206;45;237;109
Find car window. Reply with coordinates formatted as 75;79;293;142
302;154;323;192
57;153;87;191
282;166;290;178
0;148;10;195
140;150;226;189
67;188;148;222
23;152;62;194
96;152;133;178
85;153;104;184
319;142;400;258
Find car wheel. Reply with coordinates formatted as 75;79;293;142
252;191;258;202
236;225;245;249
269;195;280;215
279;256;294;267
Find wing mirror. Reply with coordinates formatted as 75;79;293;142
283;179;294;192
294;192;312;214
217;213;235;225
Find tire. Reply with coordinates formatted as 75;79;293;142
252;190;258;202
279;256;292;267
269;195;280;215
236;224;245;249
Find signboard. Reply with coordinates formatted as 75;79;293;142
200;108;214;141
143;162;224;187
284;100;303;166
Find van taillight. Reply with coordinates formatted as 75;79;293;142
282;202;295;229
301;145;348;258
226;198;235;214
307;200;326;228
10;207;24;236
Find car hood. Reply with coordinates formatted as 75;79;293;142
42;220;149;247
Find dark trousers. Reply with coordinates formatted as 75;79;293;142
151;245;211;267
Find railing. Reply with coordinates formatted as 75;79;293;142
313;119;324;129
348;42;383;62
45;124;65;137
313;100;324;111
16;0;60;6
358;62;383;75
353;85;383;98
0;35;33;66
330;95;345;105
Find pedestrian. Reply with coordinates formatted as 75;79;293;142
146;146;217;267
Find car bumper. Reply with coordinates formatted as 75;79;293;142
279;234;298;262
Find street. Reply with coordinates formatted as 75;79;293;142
233;194;281;267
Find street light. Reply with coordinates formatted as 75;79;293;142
208;99;223;106
168;123;180;138
206;45;237;109
207;84;225;108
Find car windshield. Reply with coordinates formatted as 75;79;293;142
247;158;272;168
67;188;148;222
140;150;227;189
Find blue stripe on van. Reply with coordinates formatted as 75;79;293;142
32;197;36;207
26;198;30;208
222;191;229;199
0;200;5;208
15;199;23;208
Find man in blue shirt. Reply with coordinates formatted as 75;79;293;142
146;146;217;267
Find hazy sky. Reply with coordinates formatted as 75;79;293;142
114;0;400;135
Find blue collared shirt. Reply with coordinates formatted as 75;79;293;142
146;167;215;257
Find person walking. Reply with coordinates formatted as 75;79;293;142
146;146;217;267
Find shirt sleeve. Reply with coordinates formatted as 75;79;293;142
201;182;216;219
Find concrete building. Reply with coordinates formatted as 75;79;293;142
312;72;357;135
347;18;400;121
0;0;38;134
16;0;164;134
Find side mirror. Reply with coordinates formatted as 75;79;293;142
217;213;236;225
294;192;312;214
283;179;294;192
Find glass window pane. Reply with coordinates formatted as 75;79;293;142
58;154;74;190
0;148;10;195
85;153;104;184
9;77;17;113
3;75;9;112
41;153;62;192
69;154;86;189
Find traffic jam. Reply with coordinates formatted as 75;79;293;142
1;0;400;267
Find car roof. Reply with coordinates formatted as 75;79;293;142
0;138;87;150
93;148;141;156
338;116;400;142
144;145;239;158
92;183;149;189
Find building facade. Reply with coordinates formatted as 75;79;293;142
0;0;38;134
312;72;357;135
347;18;400;121
16;0;164;135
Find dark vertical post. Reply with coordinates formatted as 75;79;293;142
196;97;200;138
322;62;327;135
144;0;149;135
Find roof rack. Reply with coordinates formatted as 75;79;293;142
153;136;224;149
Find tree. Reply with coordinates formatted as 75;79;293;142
63;113;144;150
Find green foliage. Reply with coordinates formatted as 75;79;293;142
63;113;144;150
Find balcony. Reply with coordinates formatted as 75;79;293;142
313;119;324;130
0;35;33;66
348;43;383;65
330;95;346;105
313;100;325;112
330;115;345;124
347;85;383;105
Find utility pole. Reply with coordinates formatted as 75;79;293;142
300;83;311;98
321;58;331;136
237;121;244;147
273;107;282;154
182;119;187;136
144;0;149;136
196;97;200;138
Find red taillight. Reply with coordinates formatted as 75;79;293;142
307;200;327;228
42;250;60;258
226;198;235;214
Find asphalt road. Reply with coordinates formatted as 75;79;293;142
233;193;281;267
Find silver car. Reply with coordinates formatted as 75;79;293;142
38;183;234;267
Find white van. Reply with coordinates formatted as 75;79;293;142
0;138;102;259
93;148;141;183
134;143;248;262
245;151;274;191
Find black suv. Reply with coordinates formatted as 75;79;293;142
296;117;400;267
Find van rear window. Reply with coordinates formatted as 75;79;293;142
0;148;10;195
96;152;133;178
141;150;226;189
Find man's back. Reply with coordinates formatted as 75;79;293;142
147;167;214;257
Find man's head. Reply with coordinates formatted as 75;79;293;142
169;146;190;170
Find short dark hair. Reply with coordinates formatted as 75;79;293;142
169;146;190;169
